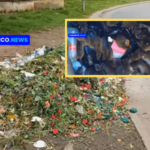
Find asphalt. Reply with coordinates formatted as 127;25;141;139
89;1;150;18
125;78;150;150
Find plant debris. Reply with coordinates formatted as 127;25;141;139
0;44;131;147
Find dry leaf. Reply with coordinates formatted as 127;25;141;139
7;115;17;119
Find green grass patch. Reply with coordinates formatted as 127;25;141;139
0;0;147;33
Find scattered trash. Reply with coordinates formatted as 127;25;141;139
61;56;65;61
130;108;137;113
70;133;80;137
0;131;4;136
4;129;20;138
96;127;100;131
33;140;47;149
121;117;130;123
31;116;42;122
5;142;12;149
21;71;36;78
75;105;84;115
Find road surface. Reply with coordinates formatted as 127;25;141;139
89;1;150;18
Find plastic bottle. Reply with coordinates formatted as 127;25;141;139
67;27;79;63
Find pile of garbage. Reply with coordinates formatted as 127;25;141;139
0;44;130;147
67;21;150;75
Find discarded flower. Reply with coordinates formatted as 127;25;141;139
0;107;5;114
50;95;54;99
83;119;88;124
85;84;90;89
71;96;77;102
80;86;84;90
71;124;76;129
98;113;102;117
43;71;49;75
101;82;105;85
53;128;58;134
45;101;50;108
51;115;56;119
88;110;94;114
43;83;46;87
57;94;60;97
109;118;113;121
58;109;61;114
120;100;126;106
100;78;104;82
54;85;57;89
83;94;87;97
91;128;96;132
50;122;55;126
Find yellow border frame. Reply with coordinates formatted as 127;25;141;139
65;19;150;78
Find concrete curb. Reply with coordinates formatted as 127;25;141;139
89;1;150;18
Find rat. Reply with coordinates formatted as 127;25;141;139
76;34;95;63
134;27;150;40
128;48;144;63
137;40;150;52
121;21;139;34
130;59;150;75
99;62;116;75
77;21;88;33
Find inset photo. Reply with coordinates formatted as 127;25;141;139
65;19;150;77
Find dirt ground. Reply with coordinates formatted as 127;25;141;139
0;27;65;61
0;122;146;150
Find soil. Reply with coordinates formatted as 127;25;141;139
0;27;65;61
0;121;146;150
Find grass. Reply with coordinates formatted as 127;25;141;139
0;0;147;33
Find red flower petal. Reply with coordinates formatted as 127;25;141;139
54;85;57;89
50;122;55;126
98;113;102;117
43;71;49;75
58;109;61;114
91;128;96;132
50;95;54;99
100;78;104;82
51;115;56;119
71;96;77;102
83;119;88;124
85;84;90;89
43;83;46;87
53;128;58;134
101;82;105;85
83;94;87;97
110;118;113;121
80;86;85;89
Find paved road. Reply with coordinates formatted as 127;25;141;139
125;78;150;150
89;1;150;18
